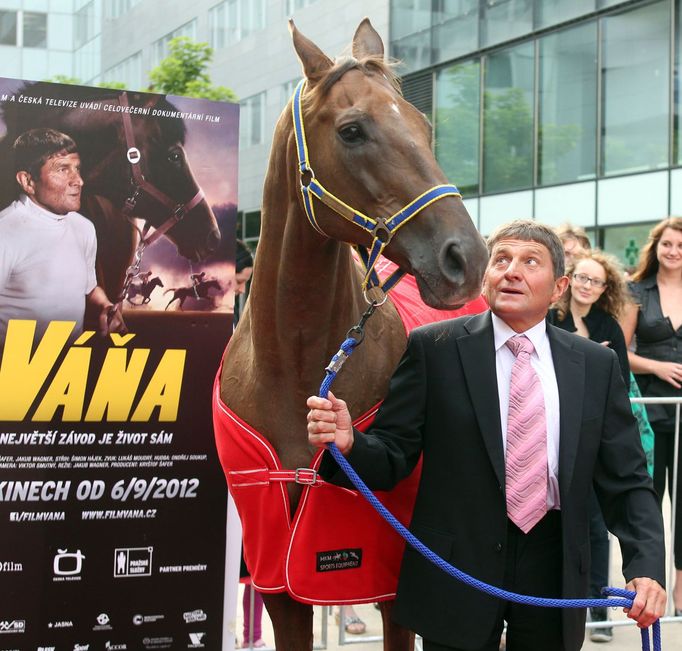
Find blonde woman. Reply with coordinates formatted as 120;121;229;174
621;216;682;615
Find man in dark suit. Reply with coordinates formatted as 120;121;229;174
307;220;666;651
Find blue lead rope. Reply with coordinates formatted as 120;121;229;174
318;320;662;650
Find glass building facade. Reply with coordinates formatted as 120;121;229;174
0;0;88;82
392;0;682;263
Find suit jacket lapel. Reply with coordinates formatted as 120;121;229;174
548;325;585;498
457;312;506;489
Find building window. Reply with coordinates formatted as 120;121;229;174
601;1;669;175
601;223;654;270
102;51;143;90
105;0;143;20
435;60;480;196
286;0;318;13
75;1;97;49
538;22;597;186
152;19;197;67
0;10;17;46
535;0;596;30
239;92;265;149
22;12;47;48
480;0;533;48
432;0;478;65
209;0;265;49
482;42;534;193
281;78;301;108
673;0;682;165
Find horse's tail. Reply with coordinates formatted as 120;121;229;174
163;288;176;295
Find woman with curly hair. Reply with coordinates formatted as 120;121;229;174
549;249;633;642
621;216;682;615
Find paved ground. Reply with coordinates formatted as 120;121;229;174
238;592;681;650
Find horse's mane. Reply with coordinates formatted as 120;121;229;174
309;56;402;110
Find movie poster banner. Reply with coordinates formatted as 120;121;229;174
0;77;239;650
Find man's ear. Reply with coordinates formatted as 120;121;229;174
15;171;35;196
551;275;570;303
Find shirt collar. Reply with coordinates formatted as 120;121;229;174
20;193;69;222
491;312;550;359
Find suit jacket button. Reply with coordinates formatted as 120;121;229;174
495;543;503;552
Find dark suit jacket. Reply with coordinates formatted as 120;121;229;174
320;311;665;651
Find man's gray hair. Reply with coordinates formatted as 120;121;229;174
486;220;566;279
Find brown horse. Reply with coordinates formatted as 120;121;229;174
0;83;221;300
217;19;488;651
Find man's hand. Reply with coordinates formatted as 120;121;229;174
100;303;127;336
623;577;666;628
87;286;127;336
306;391;354;455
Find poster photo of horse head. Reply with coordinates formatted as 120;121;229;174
0;77;239;337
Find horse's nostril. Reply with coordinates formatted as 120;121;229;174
441;240;466;286
206;229;221;252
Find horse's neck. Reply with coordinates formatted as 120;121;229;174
221;124;407;470
249;203;368;379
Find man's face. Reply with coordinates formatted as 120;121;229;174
562;236;585;265
27;152;83;215
234;266;253;296
483;238;568;333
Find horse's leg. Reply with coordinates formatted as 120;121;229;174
379;600;415;651
261;593;314;651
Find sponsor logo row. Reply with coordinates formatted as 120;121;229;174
1;632;207;648
0;632;206;649
0;610;208;647
1;546;208;581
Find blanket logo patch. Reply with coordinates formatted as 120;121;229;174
316;548;362;572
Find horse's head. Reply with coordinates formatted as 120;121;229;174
122;95;221;262
288;19;487;308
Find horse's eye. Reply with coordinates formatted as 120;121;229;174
168;150;182;163
338;124;365;145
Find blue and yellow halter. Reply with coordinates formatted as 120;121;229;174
291;79;462;299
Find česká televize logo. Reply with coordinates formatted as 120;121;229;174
53;548;85;581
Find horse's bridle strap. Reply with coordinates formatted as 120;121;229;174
291;79;461;291
118;92;206;227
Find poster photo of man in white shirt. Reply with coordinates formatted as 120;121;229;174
0;127;126;341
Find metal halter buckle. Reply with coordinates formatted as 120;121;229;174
294;468;319;486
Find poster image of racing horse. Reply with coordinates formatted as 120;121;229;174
0;78;239;649
0;77;240;325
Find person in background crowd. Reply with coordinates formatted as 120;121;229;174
0;127;125;340
234;239;254;324
307;220;666;651
555;223;591;267
621;216;682;616
548;249;633;643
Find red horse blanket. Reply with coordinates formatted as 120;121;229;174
213;263;487;603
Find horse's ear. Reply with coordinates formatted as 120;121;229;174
289;19;333;84
352;18;384;60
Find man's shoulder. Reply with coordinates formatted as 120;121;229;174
0;200;27;239
0;199;23;223
409;311;489;343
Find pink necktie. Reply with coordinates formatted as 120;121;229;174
505;335;548;533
